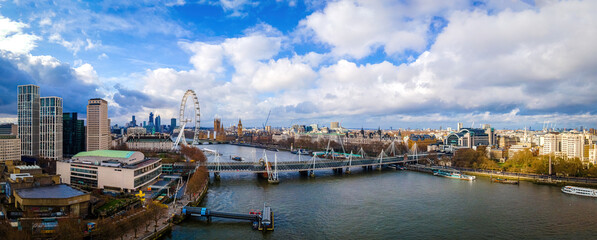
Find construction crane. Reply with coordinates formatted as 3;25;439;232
262;110;271;130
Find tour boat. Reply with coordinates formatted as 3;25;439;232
433;170;476;181
291;149;311;155
231;155;243;161
561;186;597;197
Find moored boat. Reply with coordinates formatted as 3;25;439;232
492;178;519;184
433;170;476;181
561;186;597;197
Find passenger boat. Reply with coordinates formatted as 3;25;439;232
561;186;597;197
291;149;311;155
231;155;243;161
492;178;519;184
433;170;476;181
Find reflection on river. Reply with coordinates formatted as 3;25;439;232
167;144;597;239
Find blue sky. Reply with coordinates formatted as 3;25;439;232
1;0;596;130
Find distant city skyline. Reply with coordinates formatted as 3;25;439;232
1;1;597;129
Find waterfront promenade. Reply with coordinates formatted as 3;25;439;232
455;167;597;185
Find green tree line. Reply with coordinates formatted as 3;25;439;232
453;148;597;178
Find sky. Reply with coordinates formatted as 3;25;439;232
0;0;596;130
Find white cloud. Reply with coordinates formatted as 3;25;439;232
74;63;100;85
0;15;40;54
48;33;85;55
299;0;468;59
218;0;258;17
264;0;597;126
180;41;224;73
98;53;109;60
251;58;317;92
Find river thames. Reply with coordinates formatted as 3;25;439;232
166;145;597;239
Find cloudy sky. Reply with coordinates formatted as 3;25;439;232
1;0;596;130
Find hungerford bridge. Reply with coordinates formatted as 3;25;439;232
171;89;442;183
201;143;442;183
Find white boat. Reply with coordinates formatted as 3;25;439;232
433;170;476;181
561;186;597;197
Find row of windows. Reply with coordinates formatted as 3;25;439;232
71;168;97;174
134;167;161;188
71;172;96;179
71;176;97;188
72;164;98;170
134;163;162;176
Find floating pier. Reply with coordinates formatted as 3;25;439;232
183;204;274;231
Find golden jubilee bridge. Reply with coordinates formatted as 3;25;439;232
198;143;442;184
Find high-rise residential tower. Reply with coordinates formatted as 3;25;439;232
18;84;40;157
40;97;63;160
63;112;86;158
87;98;110;151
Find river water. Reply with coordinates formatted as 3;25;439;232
166;144;597;239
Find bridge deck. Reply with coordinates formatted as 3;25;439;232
205;153;440;173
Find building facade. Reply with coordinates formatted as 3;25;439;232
63;113;86;158
40;97;63;160
13;185;90;218
0;135;21;162
127;127;147;135
125;134;173;151
0;123;18;135
57;150;162;193
170;118;176;133
18;84;40;157
445;128;496;148
541;133;585;159
87;98;110;151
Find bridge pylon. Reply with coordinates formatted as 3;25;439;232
345;151;353;174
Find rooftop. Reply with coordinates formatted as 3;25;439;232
15;185;87;199
74;150;135;159
16;165;41;170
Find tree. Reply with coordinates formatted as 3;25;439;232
56;218;85;240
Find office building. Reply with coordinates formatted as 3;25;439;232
149;112;154;127
127;127;147;135
39;97;63;160
330;122;339;129
63;113;86;158
130;115;137;127
125;134;173;151
57;150;162;193
86;98;110;151
18;84;40;157
0;135;21;162
155;115;161;133
170;118;176;132
0;123;18;135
